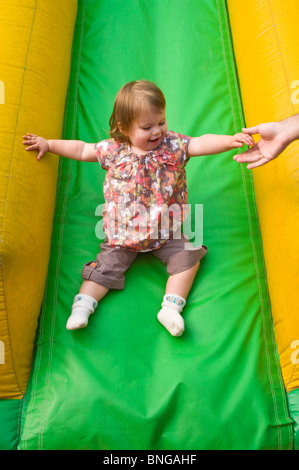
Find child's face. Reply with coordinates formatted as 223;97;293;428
128;109;167;154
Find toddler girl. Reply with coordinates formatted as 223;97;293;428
23;80;253;336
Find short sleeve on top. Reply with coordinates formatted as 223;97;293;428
95;139;120;170
165;131;192;167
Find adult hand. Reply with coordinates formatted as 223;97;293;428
233;122;288;169
233;115;299;169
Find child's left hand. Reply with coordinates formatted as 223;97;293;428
231;133;255;149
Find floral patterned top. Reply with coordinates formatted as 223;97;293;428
96;130;191;251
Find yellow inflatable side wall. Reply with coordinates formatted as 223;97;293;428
0;0;77;399
1;0;298;402
227;0;299;392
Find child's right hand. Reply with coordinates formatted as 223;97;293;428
23;133;49;160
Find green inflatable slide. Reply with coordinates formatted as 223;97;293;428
1;0;296;450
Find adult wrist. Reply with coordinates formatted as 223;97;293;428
280;115;299;145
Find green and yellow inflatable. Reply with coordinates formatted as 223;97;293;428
0;0;298;450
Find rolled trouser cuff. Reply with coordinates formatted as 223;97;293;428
82;261;125;290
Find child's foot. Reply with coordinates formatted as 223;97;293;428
66;294;98;330
157;307;185;336
157;294;186;337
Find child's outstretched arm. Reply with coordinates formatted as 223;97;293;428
23;133;98;162
187;132;254;157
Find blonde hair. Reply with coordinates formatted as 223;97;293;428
109;80;166;143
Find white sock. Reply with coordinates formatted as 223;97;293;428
66;294;98;330
157;294;186;337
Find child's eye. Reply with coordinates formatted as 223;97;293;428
159;121;166;126
142;126;151;130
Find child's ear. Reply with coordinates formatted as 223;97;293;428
117;122;126;136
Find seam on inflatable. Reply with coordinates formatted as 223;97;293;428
227;1;286;433
19;0;80;450
254;0;295;447
38;0;86;450
266;0;298;415
16;394;26;449
20;336;43;449
238;0;294;448
216;1;238;131
17;0;48;449
0;0;39;399
266;3;299;440
219;0;287;449
287;366;299;393
226;1;287;448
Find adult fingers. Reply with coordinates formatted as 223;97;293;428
242;126;259;135
246;157;269;169
233;145;259;162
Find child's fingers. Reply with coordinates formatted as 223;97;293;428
233;134;254;147
22;134;38;144
23;138;38;147
232;141;244;148
25;143;39;151
239;134;255;146
244;136;255;146
23;134;36;141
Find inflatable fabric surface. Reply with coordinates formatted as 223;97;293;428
227;0;299;449
17;0;293;450
0;0;77;449
0;0;77;399
227;0;299;393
